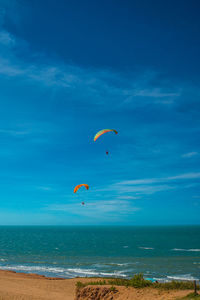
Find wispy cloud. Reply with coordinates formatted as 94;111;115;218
182;152;198;158
99;172;200;196
117;172;200;186
130;88;181;105
0;57;25;76
169;173;200;180
100;183;174;195
0;52;180;107
0;24;183;110
36;186;52;191
0;129;29;136
47;200;139;217
115;195;139;200
133;88;179;98
0;30;15;46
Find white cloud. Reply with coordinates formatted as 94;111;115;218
168;172;200;180
102;184;174;195
0;128;29;136
0;57;25;76
0;30;15;46
182;152;198;158
133;88;180;99
100;172;200;196
47;199;139;216
117;172;200;186
0;25;182;109
36;186;52;191
115;195;139;200
117;178;158;185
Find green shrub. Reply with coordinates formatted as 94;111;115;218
110;286;117;292
90;280;106;285
108;273;152;288
76;279;107;288
76;281;86;289
108;278;129;287
176;292;200;299
128;273;152;288
76;274;200;292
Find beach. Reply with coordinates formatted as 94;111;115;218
0;270;76;300
0;270;197;300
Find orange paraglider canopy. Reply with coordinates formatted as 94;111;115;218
74;184;89;193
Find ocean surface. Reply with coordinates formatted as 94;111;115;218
0;226;200;282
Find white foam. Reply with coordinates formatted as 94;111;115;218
167;274;199;281
67;268;126;277
123;246;128;248
172;248;200;252
106;263;131;266
139;247;154;250
0;265;65;273
0;265;127;278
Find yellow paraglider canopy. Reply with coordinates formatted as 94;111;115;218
94;129;118;142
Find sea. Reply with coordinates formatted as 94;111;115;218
0;226;200;282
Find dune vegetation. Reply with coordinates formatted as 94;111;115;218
76;273;199;291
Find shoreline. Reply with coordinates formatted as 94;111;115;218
0;226;199;283
0;269;67;280
0;265;199;283
0;269;91;300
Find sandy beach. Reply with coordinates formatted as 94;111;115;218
0;270;197;300
0;270;77;300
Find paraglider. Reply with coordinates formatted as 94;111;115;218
74;184;89;193
74;184;89;205
94;129;118;142
94;129;118;155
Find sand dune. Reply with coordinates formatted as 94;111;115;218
0;270;195;300
75;285;195;300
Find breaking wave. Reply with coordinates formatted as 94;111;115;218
172;248;200;252
0;264;127;278
139;247;154;250
167;274;199;281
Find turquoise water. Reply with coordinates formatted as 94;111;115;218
0;226;200;281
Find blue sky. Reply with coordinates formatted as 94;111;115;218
0;0;200;225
